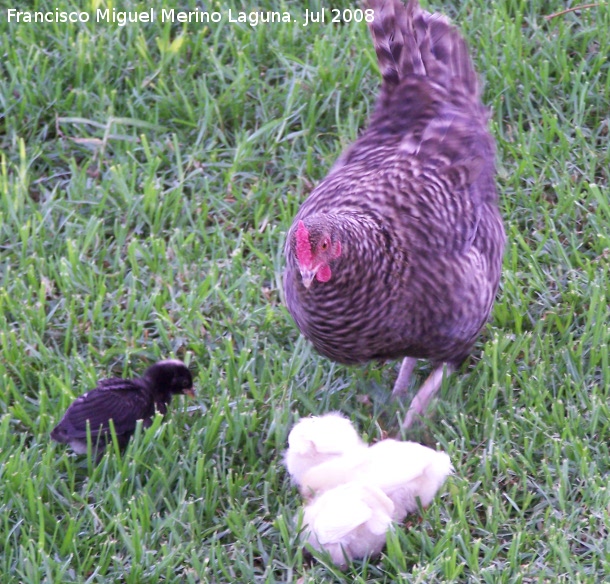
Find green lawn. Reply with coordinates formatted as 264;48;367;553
1;0;609;582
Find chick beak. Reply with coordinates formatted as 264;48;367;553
184;387;196;398
300;268;316;289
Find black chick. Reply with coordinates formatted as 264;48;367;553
51;359;194;458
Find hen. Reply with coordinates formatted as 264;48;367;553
51;359;194;459
283;0;505;427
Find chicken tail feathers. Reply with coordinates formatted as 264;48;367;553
368;0;480;100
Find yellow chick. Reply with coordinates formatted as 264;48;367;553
285;413;453;567
301;439;453;520
284;412;366;488
302;482;395;568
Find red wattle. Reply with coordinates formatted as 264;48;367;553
316;264;332;282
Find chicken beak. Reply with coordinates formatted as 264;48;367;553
184;387;196;398
300;268;316;289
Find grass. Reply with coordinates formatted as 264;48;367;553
0;0;609;581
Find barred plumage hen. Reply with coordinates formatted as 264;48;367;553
284;0;505;427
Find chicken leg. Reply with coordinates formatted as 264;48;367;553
392;359;455;429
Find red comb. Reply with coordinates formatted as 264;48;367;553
295;220;312;266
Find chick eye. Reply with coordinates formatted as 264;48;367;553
182;378;191;388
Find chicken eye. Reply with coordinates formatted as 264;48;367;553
320;240;329;251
